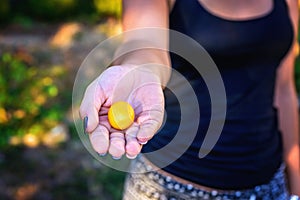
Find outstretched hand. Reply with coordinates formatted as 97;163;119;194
80;65;164;159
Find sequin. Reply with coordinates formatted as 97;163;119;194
179;188;185;193
235;191;241;197
174;184;180;190
158;178;164;185
166;176;172;182
203;193;210;199
167;183;174;190
254;186;261;192
153;192;160;199
187;184;193;190
198;190;204;197
211;190;218;196
191;191;197;197
154;174;159;180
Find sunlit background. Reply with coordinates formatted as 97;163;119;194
0;1;300;200
0;0;124;200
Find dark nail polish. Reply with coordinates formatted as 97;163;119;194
83;116;88;134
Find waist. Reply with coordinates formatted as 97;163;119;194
136;155;288;199
142;155;234;193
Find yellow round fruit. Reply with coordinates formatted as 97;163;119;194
108;101;135;130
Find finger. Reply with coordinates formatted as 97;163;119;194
137;121;159;144
109;132;125;159
125;123;142;159
99;106;109;116
136;108;163;144
89;125;109;155
98;113;111;131
79;80;105;133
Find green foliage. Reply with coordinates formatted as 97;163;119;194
94;0;122;18
2;0;121;24
27;0;95;21
0;0;10;22
0;53;66;148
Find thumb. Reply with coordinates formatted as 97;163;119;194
79;80;105;133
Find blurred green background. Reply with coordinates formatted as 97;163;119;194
0;1;300;200
0;0;126;200
0;0;122;23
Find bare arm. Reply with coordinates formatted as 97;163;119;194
114;0;171;85
80;1;171;159
274;0;300;195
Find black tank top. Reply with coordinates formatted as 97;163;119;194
142;0;293;189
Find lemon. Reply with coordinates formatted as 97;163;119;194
108;101;135;130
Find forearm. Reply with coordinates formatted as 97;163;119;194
114;0;171;86
276;85;300;195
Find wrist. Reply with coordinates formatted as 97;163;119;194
113;40;171;86
118;62;170;87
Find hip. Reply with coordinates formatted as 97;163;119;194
123;155;289;200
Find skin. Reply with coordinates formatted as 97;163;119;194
80;65;165;159
274;0;300;195
80;0;300;194
80;0;169;159
197;0;273;20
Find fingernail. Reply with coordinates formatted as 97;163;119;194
83;116;88;134
112;156;122;160
98;153;107;157
126;154;137;159
139;140;148;145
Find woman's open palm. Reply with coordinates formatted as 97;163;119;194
80;65;164;159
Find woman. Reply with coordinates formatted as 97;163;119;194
80;0;300;199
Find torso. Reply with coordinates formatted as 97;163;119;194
143;0;294;189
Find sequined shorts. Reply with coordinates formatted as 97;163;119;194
122;156;289;200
